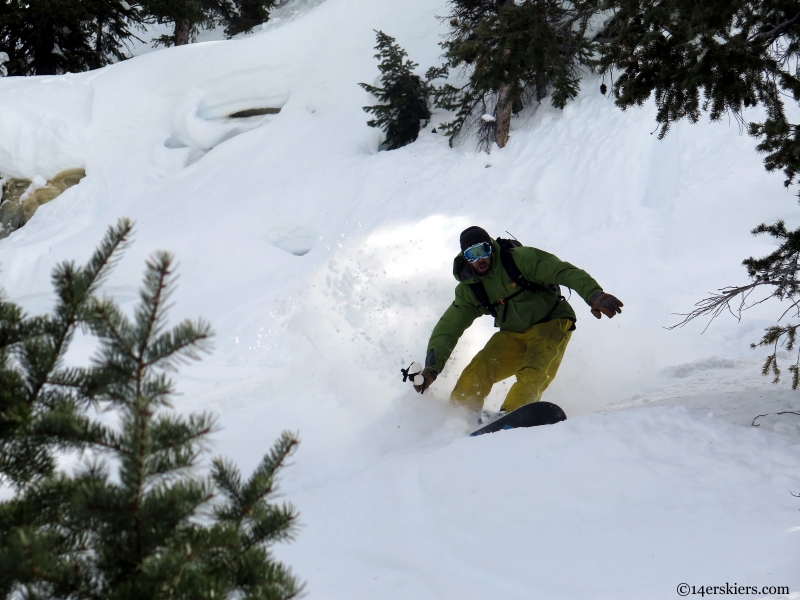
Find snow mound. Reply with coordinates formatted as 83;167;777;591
664;357;737;378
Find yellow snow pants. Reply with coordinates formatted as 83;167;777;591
449;318;574;413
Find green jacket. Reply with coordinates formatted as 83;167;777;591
426;240;603;374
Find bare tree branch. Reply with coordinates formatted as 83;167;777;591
749;12;800;45
751;411;800;426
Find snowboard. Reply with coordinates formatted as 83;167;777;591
469;401;567;437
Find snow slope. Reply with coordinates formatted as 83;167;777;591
1;0;800;597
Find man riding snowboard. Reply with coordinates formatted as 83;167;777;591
414;226;622;415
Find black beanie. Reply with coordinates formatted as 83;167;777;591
460;226;491;251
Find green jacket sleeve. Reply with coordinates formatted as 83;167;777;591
514;247;603;305
426;285;482;374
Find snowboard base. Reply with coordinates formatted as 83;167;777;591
469;401;567;437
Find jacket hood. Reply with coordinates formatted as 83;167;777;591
452;238;501;284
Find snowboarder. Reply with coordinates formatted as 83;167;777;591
414;226;622;414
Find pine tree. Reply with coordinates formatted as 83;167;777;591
86;0;145;69
435;0;596;149
0;219;301;599
142;0;227;46
598;1;800;385
142;0;277;47
0;0;142;75
0;0;95;75
143;0;277;47
359;31;436;151
596;0;800;186
222;0;278;38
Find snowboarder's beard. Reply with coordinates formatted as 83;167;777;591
471;256;491;275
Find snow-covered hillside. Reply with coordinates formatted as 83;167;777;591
1;0;800;597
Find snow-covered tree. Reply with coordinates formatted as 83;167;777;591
88;0;145;68
597;0;800;188
359;31;437;151
143;0;277;47
0;219;302;599
143;0;227;46
222;0;279;38
620;0;800;385
435;0;596;149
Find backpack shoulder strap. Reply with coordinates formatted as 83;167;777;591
499;247;555;294
467;244;562;327
469;282;497;318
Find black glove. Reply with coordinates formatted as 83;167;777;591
414;369;437;394
590;292;623;319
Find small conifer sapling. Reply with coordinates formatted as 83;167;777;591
0;219;302;600
359;30;435;151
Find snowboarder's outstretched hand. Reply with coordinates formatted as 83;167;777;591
414;369;437;394
591;293;623;319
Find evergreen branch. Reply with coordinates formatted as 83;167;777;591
212;432;298;529
143;318;214;371
145;413;216;477
232;554;303;599
139;480;214;531
29;400;110;450
134;251;175;361
211;457;244;508
749;12;800;45
0;441;54;488
139;372;175;407
88;297;135;355
50;218;131;332
45;366;91;390
239;432;298;515
750;323;800;386
149;413;216;454
0;298;25;348
78;435;123;454
4;286;112;483
77;218;134;299
242;502;299;549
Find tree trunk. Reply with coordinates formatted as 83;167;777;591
32;18;58;75
94;19;104;68
494;85;513;148
535;75;547;103
174;19;191;46
493;0;516;148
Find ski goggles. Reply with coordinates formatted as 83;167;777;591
463;241;493;263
